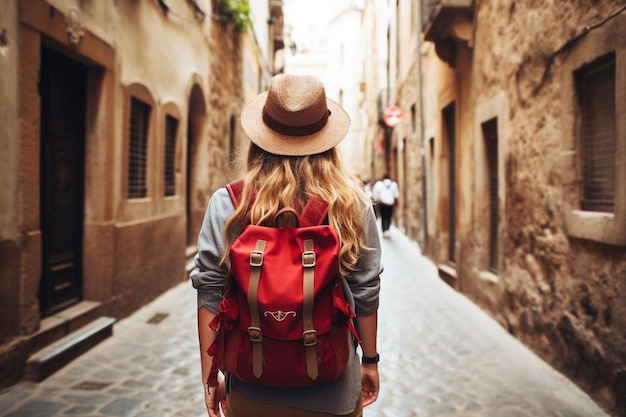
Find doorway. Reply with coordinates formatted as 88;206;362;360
39;46;86;317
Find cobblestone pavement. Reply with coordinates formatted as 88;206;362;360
0;227;611;417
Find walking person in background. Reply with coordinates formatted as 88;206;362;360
372;174;399;238
191;74;381;417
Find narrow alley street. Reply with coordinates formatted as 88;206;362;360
0;228;610;417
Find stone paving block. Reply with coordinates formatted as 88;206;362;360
62;405;98;415
4;400;65;417
99;397;144;416
60;393;112;406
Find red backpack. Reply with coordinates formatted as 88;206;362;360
207;180;360;387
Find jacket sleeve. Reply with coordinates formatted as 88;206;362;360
346;204;382;317
189;188;234;313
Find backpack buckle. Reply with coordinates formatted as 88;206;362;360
248;326;263;342
302;329;317;346
302;251;316;268
250;250;264;267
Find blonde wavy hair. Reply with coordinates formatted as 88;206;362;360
222;143;370;274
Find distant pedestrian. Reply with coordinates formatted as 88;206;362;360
372;174;399;238
191;74;381;417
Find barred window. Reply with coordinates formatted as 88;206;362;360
128;98;151;199
576;54;616;213
164;115;178;196
561;13;624;246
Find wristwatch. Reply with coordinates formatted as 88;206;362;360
361;353;380;364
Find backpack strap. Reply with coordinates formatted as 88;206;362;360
299;196;329;227
302;239;319;381
226;180;245;208
248;239;267;379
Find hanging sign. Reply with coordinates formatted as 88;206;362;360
382;105;403;127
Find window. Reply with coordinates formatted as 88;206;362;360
482;119;499;272
575;54;616;213
128;98;150;199
164;115;178;196
561;12;625;246
474;92;506;279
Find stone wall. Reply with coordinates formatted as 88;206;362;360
468;2;626;414
388;1;626;415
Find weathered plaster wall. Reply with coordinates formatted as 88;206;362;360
1;0;253;390
465;1;626;414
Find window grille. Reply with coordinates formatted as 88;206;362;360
164;115;178;196
482;119;499;272
128;98;150;199
576;54;616;213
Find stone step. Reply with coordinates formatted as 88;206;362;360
30;300;105;353
26;316;116;382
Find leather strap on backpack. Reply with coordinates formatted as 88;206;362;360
248;239;267;378
302;239;319;381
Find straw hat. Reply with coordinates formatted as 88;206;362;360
240;74;350;156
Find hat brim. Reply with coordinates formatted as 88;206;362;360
240;92;351;156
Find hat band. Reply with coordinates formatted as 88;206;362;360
262;109;330;137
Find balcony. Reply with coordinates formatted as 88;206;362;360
421;0;474;66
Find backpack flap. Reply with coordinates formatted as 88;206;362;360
230;225;341;339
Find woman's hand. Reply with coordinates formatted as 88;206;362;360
205;375;228;417
361;363;380;406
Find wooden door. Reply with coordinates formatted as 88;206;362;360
39;46;86;316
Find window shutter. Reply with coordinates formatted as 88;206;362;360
577;55;616;213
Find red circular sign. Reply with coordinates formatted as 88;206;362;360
383;106;403;127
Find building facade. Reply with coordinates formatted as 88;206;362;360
0;0;282;389
283;0;368;176
364;1;626;415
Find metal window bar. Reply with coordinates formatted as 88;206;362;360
129;98;150;199
164;115;178;196
576;54;616;213
482;119;499;273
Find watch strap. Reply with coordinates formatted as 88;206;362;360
361;353;380;364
